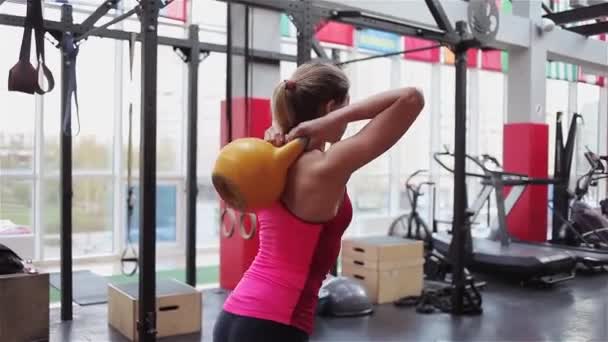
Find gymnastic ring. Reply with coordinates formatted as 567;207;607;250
239;213;257;240
220;207;236;238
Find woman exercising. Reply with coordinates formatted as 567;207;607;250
213;62;424;342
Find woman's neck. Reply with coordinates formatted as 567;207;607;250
308;142;327;152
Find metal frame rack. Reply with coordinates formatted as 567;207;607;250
13;0;608;340
0;0;481;340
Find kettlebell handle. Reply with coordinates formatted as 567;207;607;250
275;136;310;167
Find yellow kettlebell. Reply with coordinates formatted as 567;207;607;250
212;137;309;212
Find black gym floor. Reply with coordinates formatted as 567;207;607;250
51;273;608;341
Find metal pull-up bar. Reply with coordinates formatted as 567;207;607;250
425;0;454;33
79;0;120;31
543;2;608;25
568;21;608;37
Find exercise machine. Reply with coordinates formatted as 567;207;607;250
388;169;436;245
559;150;608;249
432;151;577;285
450;147;608;271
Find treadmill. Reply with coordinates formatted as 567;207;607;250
487;152;608;270
431;151;577;284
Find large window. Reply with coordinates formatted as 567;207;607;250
0;178;34;234
127;184;178;243
398;60;433;222
478;70;504;160
345;55;391;217
197;53;226;247
41;36;117;259
576;83;601;203
436;65;457;223
545;79;570;175
0;27;37;171
0;26;37;253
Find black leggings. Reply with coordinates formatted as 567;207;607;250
213;310;309;342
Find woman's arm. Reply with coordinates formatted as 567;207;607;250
289;87;425;182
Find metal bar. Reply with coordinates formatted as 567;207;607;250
543;3;608;25
424;0;454;33
226;0;233;143
297;0;314;65
542;2;553;14
311;38;329;60
80;0;119;31
59;4;74;322
332;11;451;44
0;14;296;62
450;21;469;316
185;25;199;287
468;186;493;223
138;0;159;340
552;111;566;241
76;5;140;42
217;0;285;12
491;175;511;246
567;21;608;37
219;0;452;42
337;44;442;66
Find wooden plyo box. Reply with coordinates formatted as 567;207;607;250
341;236;424;304
108;279;202;341
0;273;49;342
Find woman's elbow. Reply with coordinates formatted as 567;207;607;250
403;87;425;113
400;87;425;115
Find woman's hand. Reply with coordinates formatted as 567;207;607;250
264;125;286;147
286;114;343;148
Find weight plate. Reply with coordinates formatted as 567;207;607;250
467;0;499;45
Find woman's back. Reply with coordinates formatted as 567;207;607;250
223;178;353;335
281;149;348;223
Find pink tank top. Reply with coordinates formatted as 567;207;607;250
223;192;353;335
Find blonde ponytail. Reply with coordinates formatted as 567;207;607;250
271;80;297;131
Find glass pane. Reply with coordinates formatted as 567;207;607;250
545;79;569;175
478;71;504;160
73;38;116;171
437;66;456;218
128;184;177;243
43;177;114;259
439;66;456;151
123;45;183;174
349;175;390;215
576;83;601;203
399;60;433;220
192;0;227;30
43;36;62;173
42;179;60;259
398;61;432;191
0;26;36;172
198;53;225;177
197;52;225;247
197;180;220;247
0;178;34;235
345;55;390;175
158;46;184;173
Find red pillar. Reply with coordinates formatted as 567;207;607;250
503;123;549;242
218;98;271;290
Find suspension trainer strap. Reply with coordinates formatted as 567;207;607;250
8;0;55;94
121;32;138;276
